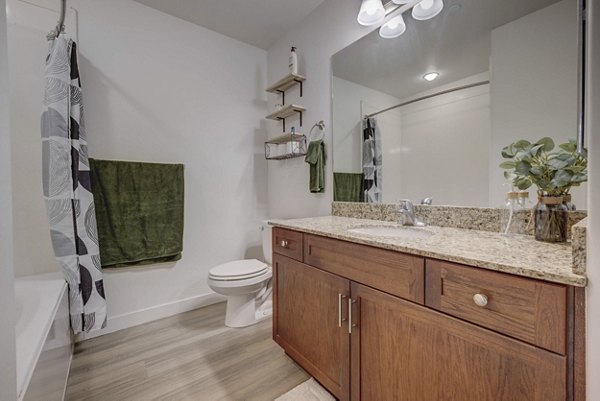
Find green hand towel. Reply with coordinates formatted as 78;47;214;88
334;173;364;202
305;140;326;193
90;159;184;268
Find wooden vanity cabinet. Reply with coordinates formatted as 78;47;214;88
351;282;566;401
272;228;581;401
272;253;350;400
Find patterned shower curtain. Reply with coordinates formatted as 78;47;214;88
362;118;383;203
41;34;106;333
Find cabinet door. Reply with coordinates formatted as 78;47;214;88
273;254;350;400
350;282;566;401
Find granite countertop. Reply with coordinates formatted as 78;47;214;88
269;216;587;287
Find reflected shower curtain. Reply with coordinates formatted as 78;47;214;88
41;34;106;333
362;118;383;203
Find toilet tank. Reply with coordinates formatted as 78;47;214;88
261;221;273;265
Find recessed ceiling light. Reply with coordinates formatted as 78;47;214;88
423;72;439;82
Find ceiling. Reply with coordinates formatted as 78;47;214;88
133;0;326;50
333;0;567;100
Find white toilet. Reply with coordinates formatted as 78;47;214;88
207;221;273;328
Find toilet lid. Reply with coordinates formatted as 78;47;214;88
209;259;269;281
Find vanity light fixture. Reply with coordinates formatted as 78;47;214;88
423;72;439;81
379;13;407;38
366;0;445;39
412;0;444;21
357;0;386;26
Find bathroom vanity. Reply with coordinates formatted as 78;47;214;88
270;216;586;401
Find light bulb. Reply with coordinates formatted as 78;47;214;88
379;14;406;39
420;0;434;9
357;0;385;26
412;0;444;20
423;72;439;81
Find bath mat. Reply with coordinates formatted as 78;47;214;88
275;378;335;401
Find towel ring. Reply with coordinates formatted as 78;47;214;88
309;121;326;141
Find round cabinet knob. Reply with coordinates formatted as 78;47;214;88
280;240;289;248
473;293;488;307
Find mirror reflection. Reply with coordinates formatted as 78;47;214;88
332;0;587;208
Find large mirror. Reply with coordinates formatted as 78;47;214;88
332;0;587;208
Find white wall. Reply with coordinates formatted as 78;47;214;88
586;0;600;398
384;81;490;206
332;76;401;174
0;0;18;399
8;0;269;338
266;0;373;218
490;0;587;208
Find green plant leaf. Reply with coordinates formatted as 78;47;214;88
537;137;555;152
515;177;532;190
501;145;516;158
549;159;569;170
499;161;516;169
516;161;532;175
552;170;573;188
513;140;531;150
530;144;544;156
530;166;544;176
559;140;577;153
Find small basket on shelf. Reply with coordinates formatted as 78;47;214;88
265;133;307;160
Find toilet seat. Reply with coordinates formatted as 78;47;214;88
209;259;269;281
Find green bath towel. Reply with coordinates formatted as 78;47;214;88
90;159;184;268
334;173;364;202
305;140;326;193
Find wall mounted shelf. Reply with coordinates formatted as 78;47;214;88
266;73;306;104
265;133;307;160
266;104;306;132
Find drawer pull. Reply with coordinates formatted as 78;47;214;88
473;293;488;307
280;240;289;248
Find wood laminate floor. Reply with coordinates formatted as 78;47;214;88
65;302;309;401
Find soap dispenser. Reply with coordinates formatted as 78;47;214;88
289;46;298;74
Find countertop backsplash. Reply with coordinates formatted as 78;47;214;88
332;202;587;236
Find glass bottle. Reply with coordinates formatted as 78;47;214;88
534;196;568;243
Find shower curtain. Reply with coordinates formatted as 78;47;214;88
362;118;383;203
41;34;106;333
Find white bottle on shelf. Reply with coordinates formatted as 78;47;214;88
289;47;298;75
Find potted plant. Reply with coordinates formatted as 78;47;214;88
500;138;587;243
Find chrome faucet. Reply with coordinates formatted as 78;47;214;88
397;199;426;227
421;197;433;206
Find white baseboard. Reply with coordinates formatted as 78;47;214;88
76;293;226;342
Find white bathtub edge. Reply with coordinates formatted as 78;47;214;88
16;276;67;401
75;292;226;341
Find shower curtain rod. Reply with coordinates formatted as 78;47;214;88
47;0;67;39
364;80;490;119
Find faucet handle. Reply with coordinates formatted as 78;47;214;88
421;197;433;206
398;199;414;211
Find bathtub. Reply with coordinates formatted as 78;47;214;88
14;273;73;401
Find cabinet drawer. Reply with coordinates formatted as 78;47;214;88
304;234;425;303
425;259;567;354
272;228;303;261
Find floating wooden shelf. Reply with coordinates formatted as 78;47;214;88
266;73;306;95
266;104;306;121
266;104;305;132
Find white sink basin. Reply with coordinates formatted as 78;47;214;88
348;226;434;239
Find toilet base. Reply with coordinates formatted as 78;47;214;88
225;293;272;328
